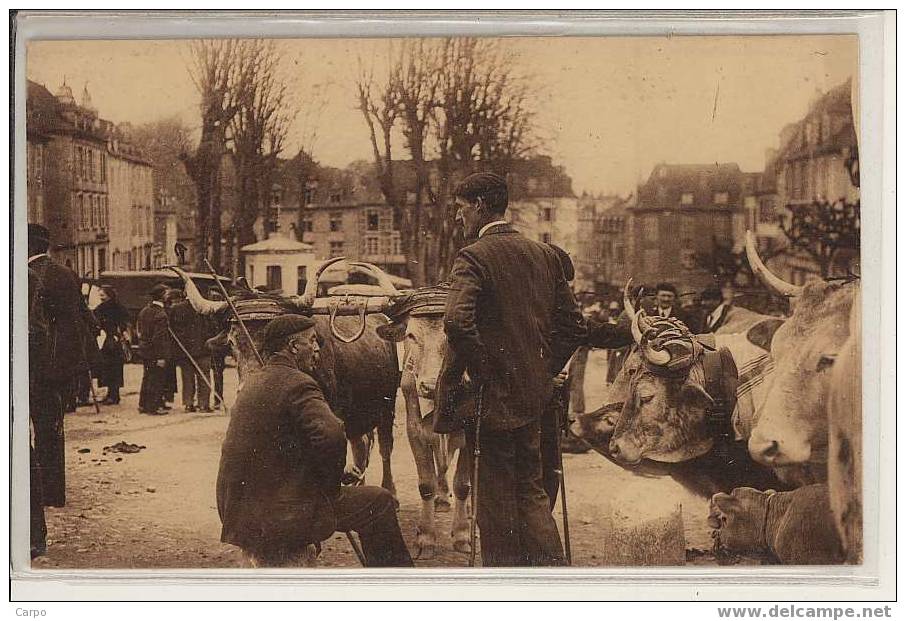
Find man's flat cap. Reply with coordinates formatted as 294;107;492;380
263;314;317;352
28;223;51;244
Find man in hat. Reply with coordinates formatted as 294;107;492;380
439;172;586;566
137;284;172;414
27;223;86;526
217;314;413;567
701;281;737;333
644;282;694;329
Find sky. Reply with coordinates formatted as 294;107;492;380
27;35;857;195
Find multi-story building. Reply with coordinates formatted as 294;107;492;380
506;157;579;259
627;162;747;292
767;79;860;283
26;80;154;277
106;127;154;270
574;193;628;294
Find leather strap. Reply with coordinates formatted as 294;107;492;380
702;347;739;450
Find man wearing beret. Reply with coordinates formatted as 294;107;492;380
216;314;413;566
439;172;587;566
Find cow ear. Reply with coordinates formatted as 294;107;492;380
746;318;785;351
376;322;406;343
710;492;737;512
681;383;714;409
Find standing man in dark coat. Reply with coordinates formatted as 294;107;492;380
168;293;213;413
644;282;695;329
136;284;171;415
217;314;413;567
439;172;587;567
27;223;86;514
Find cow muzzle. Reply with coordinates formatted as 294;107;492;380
748;430;812;466
608;436;643;466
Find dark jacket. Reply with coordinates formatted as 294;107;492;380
585;315;633;350
439;223;586;431
168;299;213;360
136;301;171;361
28;254;93;386
216;351;347;557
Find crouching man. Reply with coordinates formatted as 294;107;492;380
216;314;413;567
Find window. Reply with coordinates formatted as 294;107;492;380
680;192;694;205
329;241;344;258
366;210;380;231
75;147;83;179
98;248;107;273
391;233;402;255
300;215;313;233
680;215;695;244
88;150;96;182
329;212;342;232
78;194;86;229
642;215;658;243
266;265;282;292
542;207;553;222
329;191;342;204
759;198;777;224
303;187;315;205
714;192;729;205
364;236;380;255
296;266;307;295
100;153;107;183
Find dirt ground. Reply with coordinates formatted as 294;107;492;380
31;351;727;570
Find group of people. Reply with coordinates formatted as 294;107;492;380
135;284;226;416
25;222;227;559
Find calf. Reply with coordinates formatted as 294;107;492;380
377;298;472;559
709;484;844;564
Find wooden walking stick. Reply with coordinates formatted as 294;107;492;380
468;387;484;568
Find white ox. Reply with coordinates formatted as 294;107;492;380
376;288;472;559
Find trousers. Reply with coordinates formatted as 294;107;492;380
333;486;414;567
466;419;566;566
139;361;167;412
178;356;211;409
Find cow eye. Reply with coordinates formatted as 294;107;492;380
816;354;836;372
639;394;655;404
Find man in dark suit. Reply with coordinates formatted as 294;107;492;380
137;284;172;415
645;282;695;329
27;223;86;517
168;292;213;413
217;314;413;566
701;282;736;333
440;172;586;566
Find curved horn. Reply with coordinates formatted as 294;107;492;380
623;278;636;319
166;266;228;315
297;256;348;308
348;261;399;294
632;310;671;366
745;230;803;297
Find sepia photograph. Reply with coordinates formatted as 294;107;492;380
14;15;879;587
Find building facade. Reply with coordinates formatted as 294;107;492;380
106;131;154;271
627;162;747;293
767;79;860;283
26;80;154;277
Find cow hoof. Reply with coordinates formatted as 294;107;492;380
452;539;471;554
434;496;452;513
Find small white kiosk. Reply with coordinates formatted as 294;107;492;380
241;236;320;295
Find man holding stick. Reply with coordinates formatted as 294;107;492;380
438;173;586;567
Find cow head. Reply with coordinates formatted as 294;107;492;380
570;348;643;450
709;487;775;555
375;286;450;417
744;232;859;468
602;281;716;464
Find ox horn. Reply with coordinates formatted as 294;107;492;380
633;310;671;366
348;261;399;294
166;266;229;315
745;230;803;297
297;256;348;308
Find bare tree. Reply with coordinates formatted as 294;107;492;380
780;198;861;278
181;40;244;271
228;40;294;274
356;38;537;286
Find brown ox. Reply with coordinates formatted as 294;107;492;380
746;278;859;470
376;287;472;559
173;259;402;495
570;280;789;497
708;484;844;564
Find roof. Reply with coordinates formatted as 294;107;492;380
635;162;745;211
240;236;316;254
27;80;62;137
